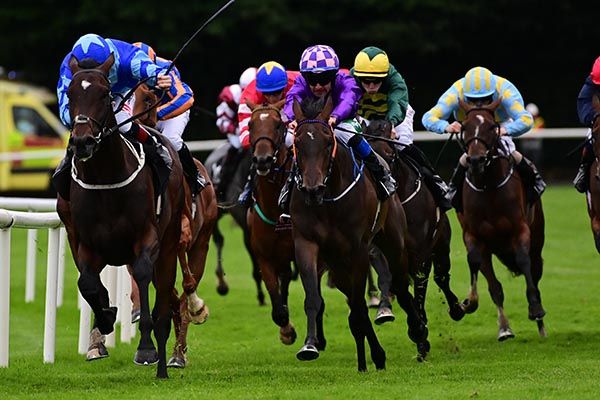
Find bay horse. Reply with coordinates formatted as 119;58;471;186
56;54;183;378
585;95;600;253
291;96;428;370
245;99;299;345
132;84;219;368
204;145;266;305
457;97;546;340
365;120;464;325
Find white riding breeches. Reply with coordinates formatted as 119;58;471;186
156;110;189;151
333;120;360;145
112;94;135;134
359;104;416;146
227;133;241;149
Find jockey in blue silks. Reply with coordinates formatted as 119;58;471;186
54;33;204;198
422;66;546;211
277;44;397;219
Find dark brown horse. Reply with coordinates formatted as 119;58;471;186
204;145;266;305
291;96;428;371
131;84;219;368
56;54;183;378
457;98;546;340
365;120;464;325
246;100;298;344
586;95;600;252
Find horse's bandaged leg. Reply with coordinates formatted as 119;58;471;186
187;293;208;324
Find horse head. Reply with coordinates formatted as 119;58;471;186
67;54;116;161
247;99;286;175
459;97;502;176
292;95;335;205
362;119;395;161
133;84;159;128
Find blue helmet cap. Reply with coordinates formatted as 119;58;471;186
71;34;111;65
256;61;288;93
463;66;497;98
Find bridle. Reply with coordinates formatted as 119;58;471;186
292;118;338;190
249;105;287;163
69;69;115;145
459;107;504;169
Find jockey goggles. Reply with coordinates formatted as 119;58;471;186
359;77;383;84
302;70;337;86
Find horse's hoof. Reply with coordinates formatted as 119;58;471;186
536;319;547;337
408;324;429;343
189;304;209;325
528;305;546;321
258;293;266;306
374;307;395;325
134;349;159;366
279;324;297;345
449;304;465;321
167;356;186;369
367;296;380;309
461;299;478;314
416;340;430;362
216;283;229;296
131;309;141;324
86;343;109;361
296;344;319;361
497;328;515;342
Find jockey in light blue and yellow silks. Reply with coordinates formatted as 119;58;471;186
422;67;545;212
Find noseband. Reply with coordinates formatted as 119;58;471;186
250;106;287;152
460;108;503;167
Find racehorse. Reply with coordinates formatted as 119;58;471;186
585;95;600;253
291;96;428;370
457;97;546;340
132;84;219;368
365;120;464;324
245;99;298;345
56;54;183;378
204;145;266;305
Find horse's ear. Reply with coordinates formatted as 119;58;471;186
317;95;334;120
360;119;368;132
97;53;115;75
69;55;81;75
593;94;600;110
293;98;305;121
246;99;257;111
273;98;286;110
458;97;472;113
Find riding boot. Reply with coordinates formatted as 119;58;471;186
51;148;74;201
400;144;451;211
218;145;243;202
278;166;296;221
515;157;546;204
237;166;255;207
447;163;467;212
178;143;206;197
348;135;396;200
574;142;595;193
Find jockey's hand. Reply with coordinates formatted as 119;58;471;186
445;121;462;133
390;126;398;140
288;120;298;132
499;126;508;136
156;74;172;90
328;116;337;129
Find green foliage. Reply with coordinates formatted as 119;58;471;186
0;186;599;398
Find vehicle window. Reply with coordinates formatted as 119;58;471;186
12;106;59;138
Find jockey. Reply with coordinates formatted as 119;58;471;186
54;34;197;198
574;56;600;193
279;44;396;216
215;67;256;201
236;61;300;205
351;46;451;211
422;66;546;210
132;42;205;197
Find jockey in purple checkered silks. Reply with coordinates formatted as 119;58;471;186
278;45;397;220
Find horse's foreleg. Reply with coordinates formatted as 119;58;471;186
432;225;464;321
462;233;482;314
260;258;294;345
370;247;395;325
316;268;327;351
132;247;158;367
213;221;229;296
480;253;514;341
167;289;187;368
244;231;265;306
515;233;546;323
152;249;177;379
294;237;322;361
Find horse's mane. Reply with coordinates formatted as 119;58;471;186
300;96;327;119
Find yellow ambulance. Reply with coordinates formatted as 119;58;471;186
0;80;68;192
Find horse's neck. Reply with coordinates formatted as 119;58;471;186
329;145;358;192
393;152;417;191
